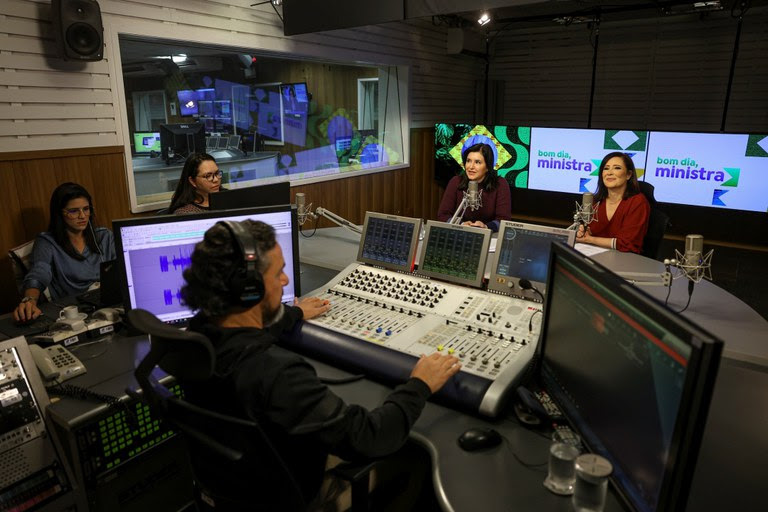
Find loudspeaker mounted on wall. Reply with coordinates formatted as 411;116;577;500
51;0;104;62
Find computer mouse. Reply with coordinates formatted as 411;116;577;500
458;428;503;451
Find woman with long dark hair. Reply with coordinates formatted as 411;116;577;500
168;153;223;214
576;152;650;253
14;182;115;322
436;142;512;232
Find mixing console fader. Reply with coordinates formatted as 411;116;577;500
288;263;543;417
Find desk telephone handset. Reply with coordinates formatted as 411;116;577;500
28;343;86;383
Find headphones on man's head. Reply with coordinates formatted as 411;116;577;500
216;221;265;306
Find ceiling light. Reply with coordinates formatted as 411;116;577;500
478;13;491;26
171;54;187;64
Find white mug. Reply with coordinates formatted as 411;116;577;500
59;305;79;320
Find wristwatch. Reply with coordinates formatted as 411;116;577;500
20;296;37;304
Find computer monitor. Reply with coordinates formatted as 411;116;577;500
159;123;206;163
217;137;229;150
538;243;722;512
209;182;291;211
417;220;491;288
177;89;201;116
487;221;575;301
356;212;422;273
206;136;218;151
133;132;161;154
227;135;241;149
113;205;300;326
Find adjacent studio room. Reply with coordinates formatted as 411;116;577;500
1;0;766;511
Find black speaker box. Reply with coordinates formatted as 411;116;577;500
51;0;104;62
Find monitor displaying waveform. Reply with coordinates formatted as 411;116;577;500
114;205;299;325
417;221;491;288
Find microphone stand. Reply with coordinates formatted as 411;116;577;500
314;207;362;236
448;196;469;225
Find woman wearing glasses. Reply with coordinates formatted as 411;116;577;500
14;182;115;322
168;153;223;214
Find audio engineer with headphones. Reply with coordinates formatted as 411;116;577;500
180;220;461;509
14;182;115;322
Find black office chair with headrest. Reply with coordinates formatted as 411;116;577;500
126;308;307;511
637;181;670;260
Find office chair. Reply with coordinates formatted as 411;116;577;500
127;309;374;512
8;240;52;300
638;182;670;260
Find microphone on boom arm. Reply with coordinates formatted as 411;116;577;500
569;192;598;230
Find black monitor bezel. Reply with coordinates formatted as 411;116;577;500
112;204;300;324
209;182;291;211
537;243;722;512
356;211;422;273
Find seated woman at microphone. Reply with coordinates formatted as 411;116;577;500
14;182;115;322
436;142;512;232
577;152;650;253
168;153;223;214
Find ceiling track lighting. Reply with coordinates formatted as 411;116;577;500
478;12;491;26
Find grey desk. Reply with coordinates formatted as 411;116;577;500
297;227;768;512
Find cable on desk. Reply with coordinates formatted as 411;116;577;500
502;438;548;472
50;382;138;429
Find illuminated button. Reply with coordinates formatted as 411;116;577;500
437;345;444;351
376;327;383;333
448;348;455;354
385;330;392;336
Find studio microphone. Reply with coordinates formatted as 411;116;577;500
677;234;713;283
569;192;597;230
295;193;307;225
579;192;596;225
467;181;482;211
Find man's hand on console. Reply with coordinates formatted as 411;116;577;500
296;297;331;320
411;352;462;393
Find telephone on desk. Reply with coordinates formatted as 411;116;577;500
28;343;86;384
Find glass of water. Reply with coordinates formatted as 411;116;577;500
543;428;581;495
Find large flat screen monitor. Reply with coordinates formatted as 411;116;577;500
113;205;300;326
488;220;575;301
417;221;490;288
356;212;421;273
209;182;291;211
159;123;206;163
538;243;722;512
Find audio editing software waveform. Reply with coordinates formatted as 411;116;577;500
127;243;197;315
163;289;183;306
159;249;192;273
421;226;486;280
360;217;415;267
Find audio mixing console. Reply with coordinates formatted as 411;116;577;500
289;263;543;417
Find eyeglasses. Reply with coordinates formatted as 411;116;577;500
62;206;92;218
197;170;223;182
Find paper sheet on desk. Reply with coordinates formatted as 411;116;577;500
575;243;610;257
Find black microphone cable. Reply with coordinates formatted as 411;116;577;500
676;280;694;313
519;278;544;303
